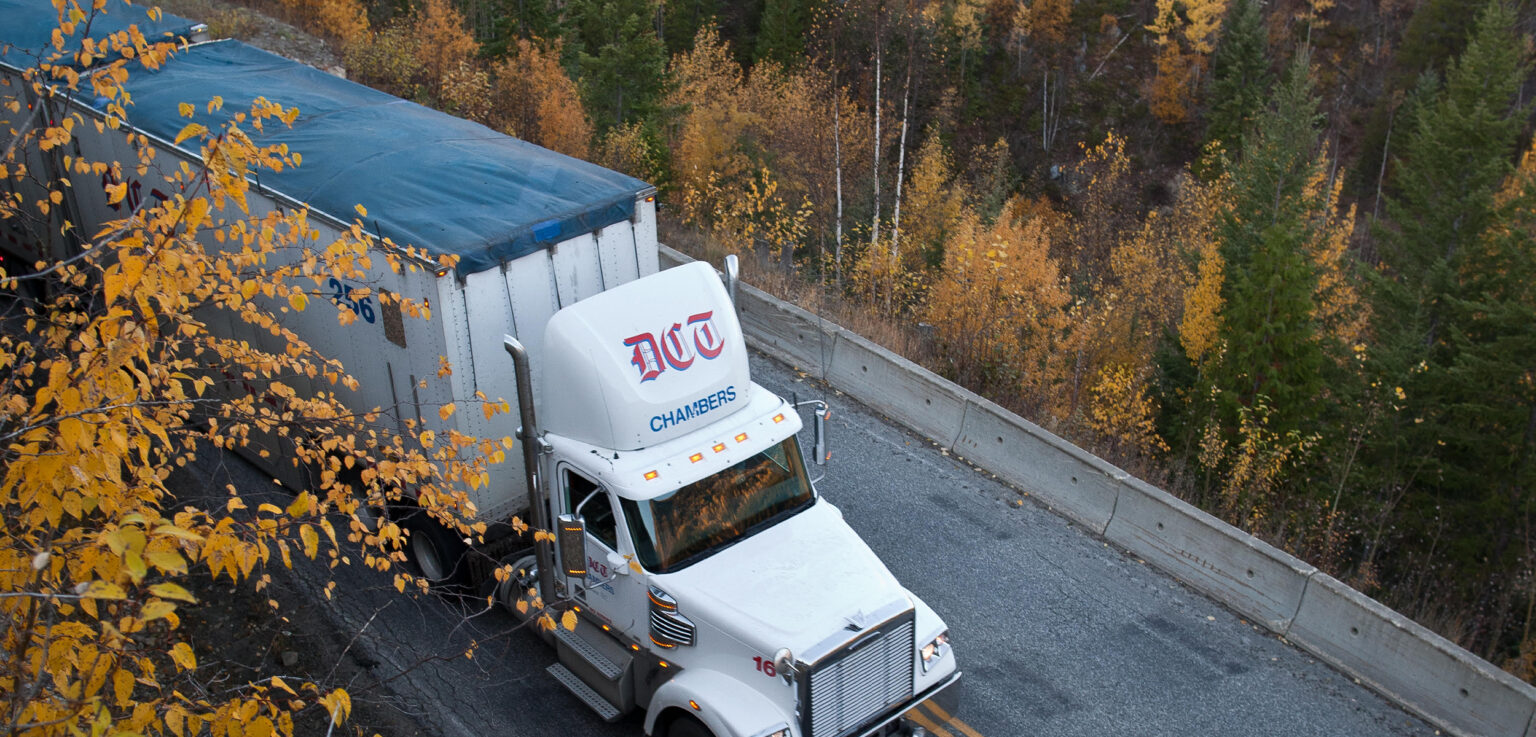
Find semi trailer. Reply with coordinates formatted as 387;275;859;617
0;4;960;736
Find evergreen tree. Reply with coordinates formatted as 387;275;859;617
1396;0;1489;83
1365;2;1530;652
484;0;567;56
1348;0;1491;199
662;0;722;56
567;0;671;131
1438;156;1536;541
1203;52;1333;440
1443;159;1536;546
1203;0;1271;158
1380;1;1524;322
755;0;818;68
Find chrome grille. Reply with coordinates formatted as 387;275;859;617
806;618;914;737
649;607;696;646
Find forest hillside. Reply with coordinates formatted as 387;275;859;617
165;0;1536;682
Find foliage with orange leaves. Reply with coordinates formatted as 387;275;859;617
597;121;665;183
410;0;478;98
1087;363;1170;458
1021;0;1073;56
490;38;594;160
1301;151;1367;352
341;0;477;104
276;0;369;44
0;6;559;735
897;131;967;269
1079;169;1226;392
924;200;1072;413
666;29;750;221
1070;140;1226;452
1146;0;1231;124
1062;133;1137;282
667;28;872;265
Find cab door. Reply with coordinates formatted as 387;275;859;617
561;467;643;633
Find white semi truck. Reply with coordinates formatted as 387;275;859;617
0;4;960;736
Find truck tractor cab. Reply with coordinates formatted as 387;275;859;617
512;262;960;737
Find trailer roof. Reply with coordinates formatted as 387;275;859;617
130;41;652;276
0;2;655;277
0;0;203;71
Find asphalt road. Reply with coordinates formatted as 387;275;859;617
173;348;1436;737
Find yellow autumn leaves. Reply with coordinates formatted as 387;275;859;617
1;7;542;736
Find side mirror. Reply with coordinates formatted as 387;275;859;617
557;514;587;577
724;254;740;309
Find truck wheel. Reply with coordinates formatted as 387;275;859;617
496;554;540;622
396;506;470;591
666;714;713;737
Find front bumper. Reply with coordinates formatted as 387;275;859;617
849;670;963;737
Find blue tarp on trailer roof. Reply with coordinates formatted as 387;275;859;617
0;0;201;71
117;40;650;277
0;0;655;277
119;40;650;277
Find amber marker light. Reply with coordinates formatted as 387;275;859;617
734;432;749;443
689;452;704;464
712;442;726;453
644;470;659;481
688;700;701;711
659;661;670;668
772;413;785;423
647;590;676;610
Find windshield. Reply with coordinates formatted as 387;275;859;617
622;437;814;572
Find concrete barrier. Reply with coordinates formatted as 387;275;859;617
951;397;1123;535
1289;574;1536;737
735;284;839;381
826;330;969;449
658;246;687;268
1104;477;1315;633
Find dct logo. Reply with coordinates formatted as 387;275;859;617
623;311;725;382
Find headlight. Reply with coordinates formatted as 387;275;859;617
920;631;950;673
751;725;791;737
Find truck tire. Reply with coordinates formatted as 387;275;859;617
666;714;713;737
497;554;541;622
395;506;470;591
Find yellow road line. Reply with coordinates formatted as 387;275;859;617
919;699;986;737
904;703;956;737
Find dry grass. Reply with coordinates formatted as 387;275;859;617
660;221;935;369
153;0;343;71
660;219;1172;484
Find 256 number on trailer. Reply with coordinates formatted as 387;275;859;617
329;277;376;324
